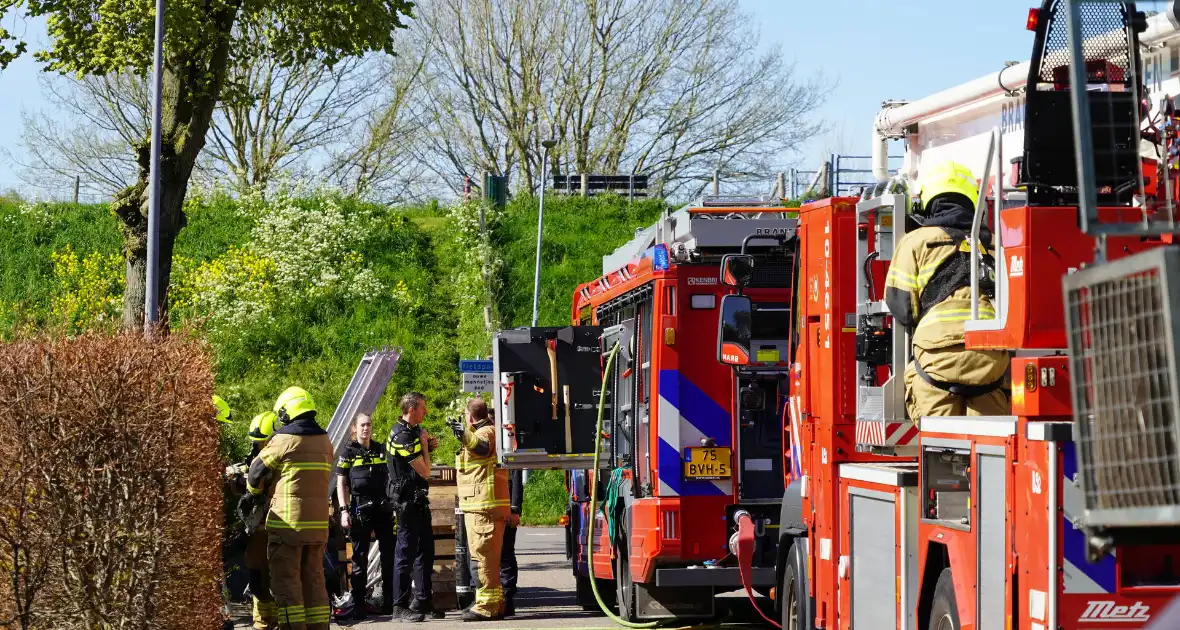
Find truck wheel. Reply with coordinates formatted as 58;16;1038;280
781;540;814;630
928;568;960;630
615;552;637;622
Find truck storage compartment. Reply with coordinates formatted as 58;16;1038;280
493;326;604;468
839;462;919;630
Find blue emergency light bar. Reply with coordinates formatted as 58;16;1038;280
642;244;670;271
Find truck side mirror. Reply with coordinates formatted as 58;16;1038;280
717;295;753;366
720;254;755;288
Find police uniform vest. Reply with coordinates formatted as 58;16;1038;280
337;439;390;501
456;422;510;517
388;419;429;508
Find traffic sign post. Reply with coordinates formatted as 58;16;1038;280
461;372;494;393
459;359;493;373
459;358;494;394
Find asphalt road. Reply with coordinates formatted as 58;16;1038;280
234;527;772;630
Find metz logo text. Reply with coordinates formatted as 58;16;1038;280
1079;601;1151;623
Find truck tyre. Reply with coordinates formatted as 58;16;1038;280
928;568;961;630
615;549;637;621
781;540;814;630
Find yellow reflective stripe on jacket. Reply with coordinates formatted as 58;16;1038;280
457;457;493;471
916;306;996;329
886;261;942;291
247;481;264;496
260;451;280;470
463;431;481;450
886;267;918;290
267;519;330;529
280;461;331;472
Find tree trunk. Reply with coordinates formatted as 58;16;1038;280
117;154;191;332
114;9;237;332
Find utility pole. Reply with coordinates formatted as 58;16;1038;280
531;137;558;327
144;0;165;331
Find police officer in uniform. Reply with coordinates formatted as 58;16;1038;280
336;413;395;619
453;398;509;622
387;392;437;622
885;161;1010;423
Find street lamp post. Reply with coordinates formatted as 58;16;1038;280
530;137;558;327
144;0;165;331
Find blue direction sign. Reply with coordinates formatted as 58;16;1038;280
459;359;494;373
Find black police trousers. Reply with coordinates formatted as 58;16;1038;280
392;502;434;610
350;500;395;608
500;523;519;610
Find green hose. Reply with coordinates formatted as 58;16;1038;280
587;342;662;628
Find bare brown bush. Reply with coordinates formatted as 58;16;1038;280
0;334;223;630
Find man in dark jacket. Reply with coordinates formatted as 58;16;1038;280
387;392;437;623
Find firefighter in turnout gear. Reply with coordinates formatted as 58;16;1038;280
453;398;510;622
243;387;334;630
885;161;1010;423
246;411;280;629
335;412;395;619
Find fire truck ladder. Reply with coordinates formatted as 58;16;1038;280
325;346;404;599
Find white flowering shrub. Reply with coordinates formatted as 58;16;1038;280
0;200;54;231
172;185;386;342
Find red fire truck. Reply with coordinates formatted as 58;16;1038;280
713;3;1179;629
491;2;1180;628
493;196;798;619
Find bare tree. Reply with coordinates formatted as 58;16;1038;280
411;0;826;198
14;51;384;197
205;47;383;193
325;48;436;202
12;73;148;196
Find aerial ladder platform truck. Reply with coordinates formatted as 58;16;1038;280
712;2;1180;629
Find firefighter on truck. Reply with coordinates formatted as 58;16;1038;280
884;161;1010;422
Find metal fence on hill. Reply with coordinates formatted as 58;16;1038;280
0;178;110;204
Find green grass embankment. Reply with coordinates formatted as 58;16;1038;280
0;192;667;525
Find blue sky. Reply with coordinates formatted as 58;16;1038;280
756;0;1040;166
0;1;1044;189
